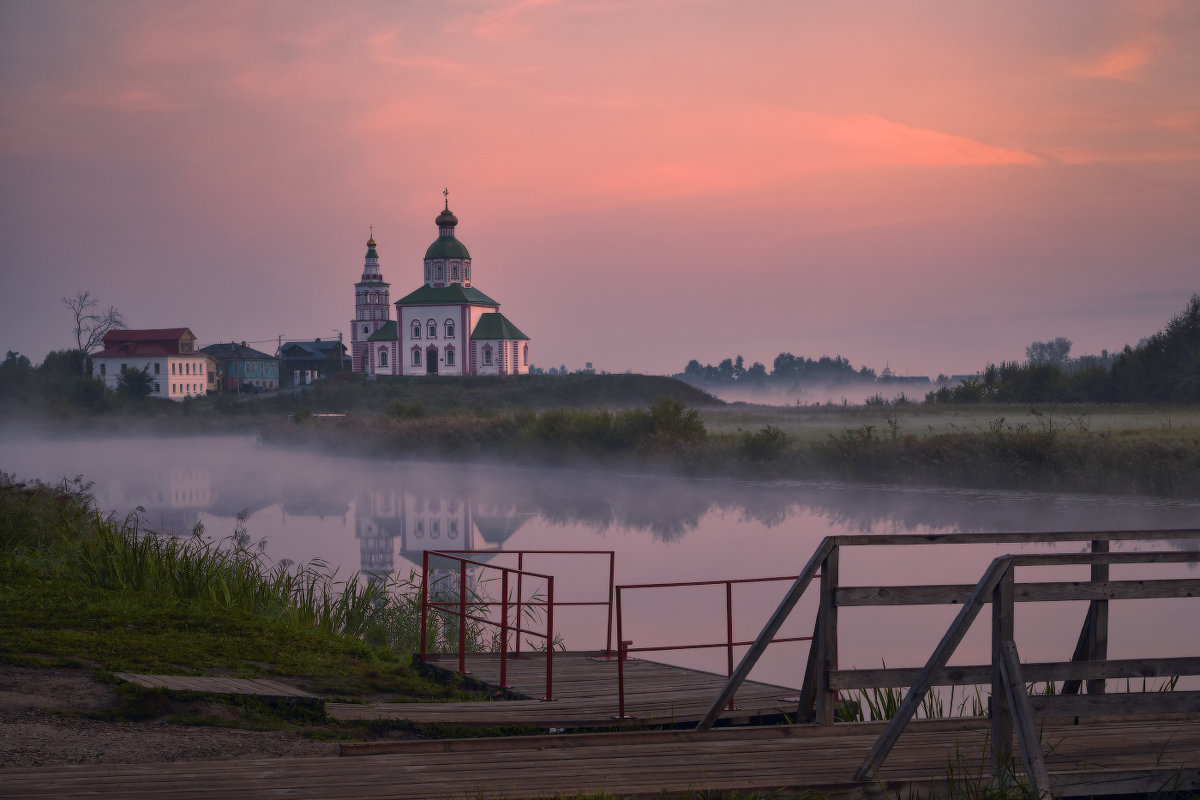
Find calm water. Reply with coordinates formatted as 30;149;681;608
6;433;1198;689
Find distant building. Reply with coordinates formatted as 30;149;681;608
278;338;348;386
91;327;211;401
200;342;280;392
354;192;531;377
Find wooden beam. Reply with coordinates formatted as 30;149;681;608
830;656;1200;690
991;565;1015;774
837;578;1200;606
1031;690;1200;717
815;547;840;726
1087;539;1110;696
998;640;1052;795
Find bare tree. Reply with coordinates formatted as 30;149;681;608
63;291;125;372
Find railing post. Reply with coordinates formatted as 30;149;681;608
726;581;736;711
1088;539;1109;695
815;545;840;725
420;551;430;660
500;569;509;689
458;559;467;675
991;561;1015;780
616;586;627;718
545;575;554;701
606;552;615;655
515;552;525;659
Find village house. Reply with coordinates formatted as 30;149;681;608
91;327;213;401
199;341;280;392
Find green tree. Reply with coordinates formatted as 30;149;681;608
117;366;156;400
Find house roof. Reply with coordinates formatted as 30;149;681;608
200;343;278;361
279;340;347;362
367;321;398;342
394;284;499;307
93;328;200;358
471;312;530;341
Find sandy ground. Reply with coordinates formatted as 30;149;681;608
0;665;338;767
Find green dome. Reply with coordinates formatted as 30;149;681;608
425;236;471;260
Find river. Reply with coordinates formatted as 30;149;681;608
5;433;1198;690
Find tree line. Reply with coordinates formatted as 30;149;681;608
929;294;1199;404
680;353;877;387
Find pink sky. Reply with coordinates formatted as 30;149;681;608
1;1;1197;379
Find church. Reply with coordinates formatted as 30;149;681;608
351;194;531;377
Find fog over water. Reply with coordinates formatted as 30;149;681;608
5;433;1198;688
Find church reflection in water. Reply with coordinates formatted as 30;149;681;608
354;487;535;584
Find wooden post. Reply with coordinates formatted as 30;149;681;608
998;640;1052;795
795;612;823;723
1087;539;1109;695
815;546;840;726
991;562;1015;778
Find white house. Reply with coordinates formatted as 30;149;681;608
91;327;214;400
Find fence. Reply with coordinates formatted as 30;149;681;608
419;549;615;700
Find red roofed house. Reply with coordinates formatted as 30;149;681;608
91;328;215;401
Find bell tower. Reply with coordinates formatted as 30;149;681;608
351;230;391;373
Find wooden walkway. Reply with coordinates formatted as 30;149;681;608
113;673;319;699
3;716;1196;798
327;652;802;728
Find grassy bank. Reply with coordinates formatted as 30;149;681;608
0;474;478;710
262;400;1200;497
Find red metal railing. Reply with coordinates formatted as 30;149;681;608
419;550;616;701
615;576;813;718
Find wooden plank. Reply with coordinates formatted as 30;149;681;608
838;578;1200;606
1087;539;1110;696
830;656;1200;690
815;547;839;726
990;565;1014;772
1031;690;1200;717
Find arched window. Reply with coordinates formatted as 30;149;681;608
445;347;455;367
444;319;455;338
379;350;388;367
411;320;421;339
523;343;529;366
436;266;444;280
427;320;437;338
411;348;422;367
452;265;459;280
482;346;493;366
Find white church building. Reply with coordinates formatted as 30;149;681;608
351;195;531;377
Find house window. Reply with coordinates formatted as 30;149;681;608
483;347;493;366
427;320;437;338
100;364;106;376
412;348;421;367
154;362;160;374
379;350;388;367
445;347;455;367
121;363;127;372
411;321;421;339
445;320;455;338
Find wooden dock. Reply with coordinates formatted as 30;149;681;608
2;715;1196;798
327;652;802;728
113;673;320;699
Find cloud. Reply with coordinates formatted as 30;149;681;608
821;115;1040;168
1069;40;1154;80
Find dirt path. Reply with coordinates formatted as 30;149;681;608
0;665;338;767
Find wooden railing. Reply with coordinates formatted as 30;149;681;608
695;529;1200;790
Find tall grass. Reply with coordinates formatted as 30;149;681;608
2;474;460;655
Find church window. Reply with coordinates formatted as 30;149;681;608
482;347;493;366
436;266;444;280
411;348;421;367
445;320;455;338
523;344;529;366
427;320;437;338
445;347;455;367
415;520;424;538
363;325;368;334
379;350;388;367
449;519;458;538
431;520;440;539
452;266;459;280
411;321;421;339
